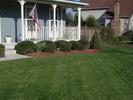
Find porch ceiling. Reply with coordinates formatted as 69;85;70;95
23;0;89;8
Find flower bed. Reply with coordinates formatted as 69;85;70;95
26;49;99;58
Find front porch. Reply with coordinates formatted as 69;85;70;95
25;25;79;42
0;0;88;43
19;0;88;42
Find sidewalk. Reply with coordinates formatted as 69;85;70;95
0;54;31;61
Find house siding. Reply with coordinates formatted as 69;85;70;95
81;9;107;20
129;14;133;30
1;5;20;42
120;18;129;34
0;2;66;43
105;19;111;27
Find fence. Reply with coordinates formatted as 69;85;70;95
81;27;100;41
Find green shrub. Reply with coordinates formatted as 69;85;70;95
112;37;121;45
79;36;89;49
35;41;46;52
111;31;133;44
55;40;72;52
131;36;133;43
90;32;102;49
123;30;133;41
100;27;115;43
0;44;5;57
111;34;131;45
85;16;98;27
15;41;35;54
37;41;56;52
71;41;84;50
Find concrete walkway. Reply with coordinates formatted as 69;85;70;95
0;43;31;61
0;54;31;61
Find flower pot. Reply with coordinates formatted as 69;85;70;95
5;36;12;43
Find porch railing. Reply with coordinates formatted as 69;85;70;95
24;26;79;42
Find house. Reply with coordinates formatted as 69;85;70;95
81;0;133;36
0;0;88;44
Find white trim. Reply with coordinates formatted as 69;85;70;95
60;7;63;27
49;7;60;41
25;0;89;7
60;7;63;37
19;0;25;41
54;0;89;6
49;7;59;21
77;7;81;40
52;4;57;42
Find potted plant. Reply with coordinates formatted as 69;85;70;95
4;35;12;43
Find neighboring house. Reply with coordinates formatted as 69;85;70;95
81;0;133;35
0;0;88;43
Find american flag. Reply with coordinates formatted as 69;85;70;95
29;4;41;31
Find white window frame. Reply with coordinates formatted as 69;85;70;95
48;7;60;40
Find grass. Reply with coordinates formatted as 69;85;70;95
0;45;133;100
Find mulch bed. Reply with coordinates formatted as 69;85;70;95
127;44;133;46
27;49;99;58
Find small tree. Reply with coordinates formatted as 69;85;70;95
100;27;115;43
85;16;98;27
90;32;102;49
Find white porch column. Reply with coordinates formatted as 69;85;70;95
77;7;81;40
60;7;63;38
18;0;25;41
52;4;57;41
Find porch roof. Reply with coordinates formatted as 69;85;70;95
23;0;89;8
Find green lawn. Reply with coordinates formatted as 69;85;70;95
0;45;133;100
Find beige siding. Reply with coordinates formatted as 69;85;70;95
120;18;129;34
81;9;107;20
129;15;133;30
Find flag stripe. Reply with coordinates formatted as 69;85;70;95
29;4;41;31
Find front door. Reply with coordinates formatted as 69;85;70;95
25;6;37;40
49;8;60;40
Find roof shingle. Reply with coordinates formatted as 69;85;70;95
81;0;133;17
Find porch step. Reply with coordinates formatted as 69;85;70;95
2;43;17;50
5;49;16;55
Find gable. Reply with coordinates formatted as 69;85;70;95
81;9;107;20
81;0;133;17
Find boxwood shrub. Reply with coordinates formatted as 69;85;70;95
0;44;5;57
15;41;35;54
79;36;89;49
36;41;56;52
71;41;84;50
90;32;102;49
35;41;46;52
55;40;72;51
123;30;133;41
